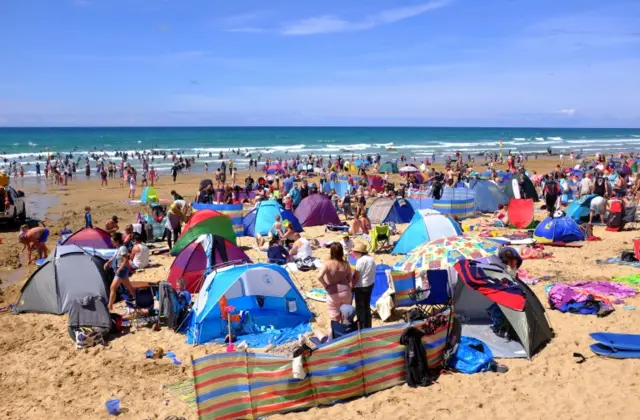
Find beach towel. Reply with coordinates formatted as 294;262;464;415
548;281;637;316
612;274;640;286
596;257;640;268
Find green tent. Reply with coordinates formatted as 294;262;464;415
379;161;399;174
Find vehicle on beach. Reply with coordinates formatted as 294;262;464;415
1;186;27;224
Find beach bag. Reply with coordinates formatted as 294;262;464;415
448;337;494;374
296;257;316;272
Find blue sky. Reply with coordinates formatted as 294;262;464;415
1;0;639;127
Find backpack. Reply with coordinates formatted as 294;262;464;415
543;180;559;196
399;326;432;387
593;177;606;196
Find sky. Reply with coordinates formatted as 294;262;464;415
1;0;639;127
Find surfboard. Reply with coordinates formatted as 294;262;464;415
590;343;640;359
590;332;640;351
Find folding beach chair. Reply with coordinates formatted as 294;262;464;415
370;224;392;253
125;287;156;329
404;269;453;321
623;205;639;230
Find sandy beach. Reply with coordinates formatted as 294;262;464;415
1;157;639;420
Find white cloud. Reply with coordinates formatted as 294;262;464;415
282;0;452;35
558;108;576;116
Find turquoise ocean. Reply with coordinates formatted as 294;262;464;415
1;126;639;176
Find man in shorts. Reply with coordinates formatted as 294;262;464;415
18;225;50;264
589;195;607;224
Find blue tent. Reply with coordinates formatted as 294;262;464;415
470;179;509;213
379;161;399;174
565;194;599;222
392;209;462;254
321;181;351;197
187;263;313;344
242;200;303;236
533;215;585;244
367;197;415;224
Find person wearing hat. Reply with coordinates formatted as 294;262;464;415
339;231;354;255
163;203;183;250
352;241;376;329
104;215;119;234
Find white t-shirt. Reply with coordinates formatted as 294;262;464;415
132;244;150;269
580;178;593;195
354;255;376;288
293;238;312;260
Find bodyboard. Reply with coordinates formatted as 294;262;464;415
508;198;534;229
305;288;327;302
591;332;640;351
590;343;640;359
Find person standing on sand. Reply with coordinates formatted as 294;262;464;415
149;166;157;186
128;173;136;199
104;233;135;311
18;225;50;264
352;242;376;329
317;243;353;322
171;164;178;183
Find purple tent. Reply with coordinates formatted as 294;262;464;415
294;194;341;227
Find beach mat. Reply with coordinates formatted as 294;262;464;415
166;378;196;409
590;332;640;351
590;343;640;359
596;257;640;268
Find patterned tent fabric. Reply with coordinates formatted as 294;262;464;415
192;312;451;420
192;203;245;236
394;236;499;272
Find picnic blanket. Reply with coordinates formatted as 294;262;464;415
596;257;640;268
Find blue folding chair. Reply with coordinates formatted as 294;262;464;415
407;269;453;319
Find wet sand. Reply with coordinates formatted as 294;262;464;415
1;156;639;419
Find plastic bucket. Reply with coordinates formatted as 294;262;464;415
105;399;120;415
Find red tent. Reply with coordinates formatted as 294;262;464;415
62;227;115;249
167;239;252;293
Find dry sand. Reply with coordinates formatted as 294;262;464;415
1;158;639;420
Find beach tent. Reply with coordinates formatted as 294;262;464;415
14;245;110;315
62;227;115;249
505;172;539;202
171;210;237;256
294;194;341;227
367;175;384;192
140;186;159;204
266;165;284;175
242;200;303;237
565;194;598;223
187;263;313;344
392;209;462;255
534;215;585;244
167;239;252;293
192;202;245;236
367;197;415;224
321;181;350;197
508;199;534;229
432;188;476;220
453;260;553;358
470;179;509;213
379;161;399;174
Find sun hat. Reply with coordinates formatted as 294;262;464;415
352;241;368;254
341;231;350;238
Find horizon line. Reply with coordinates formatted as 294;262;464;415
1;125;639;130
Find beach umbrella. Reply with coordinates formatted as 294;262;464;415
399;166;419;173
171;210;237;255
393;236;499;272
